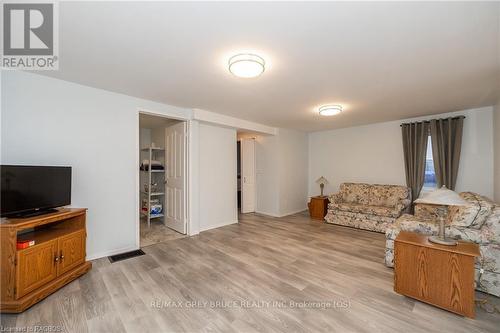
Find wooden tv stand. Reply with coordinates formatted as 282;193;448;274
0;208;92;313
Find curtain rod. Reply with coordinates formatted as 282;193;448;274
400;115;465;127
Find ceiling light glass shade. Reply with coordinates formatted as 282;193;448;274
228;53;265;78
319;105;342;116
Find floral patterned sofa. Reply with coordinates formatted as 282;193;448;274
385;192;500;297
325;183;412;233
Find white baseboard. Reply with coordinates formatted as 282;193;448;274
86;245;139;261
255;208;308;218
199;219;238;232
255;210;280;217
280;208;308;217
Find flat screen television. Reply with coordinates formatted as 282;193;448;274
1;165;72;217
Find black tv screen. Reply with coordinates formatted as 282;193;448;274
1;165;71;217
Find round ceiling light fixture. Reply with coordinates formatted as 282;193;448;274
319;105;342;116
228;53;265;78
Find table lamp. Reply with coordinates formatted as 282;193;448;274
414;186;468;246
316;176;328;197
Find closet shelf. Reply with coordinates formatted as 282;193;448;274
141;212;164;219
141;191;165;196
141;144;165;227
141;147;164;152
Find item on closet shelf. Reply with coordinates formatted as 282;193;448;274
150;204;163;215
144;183;159;193
142;159;162;166
140;159;164;171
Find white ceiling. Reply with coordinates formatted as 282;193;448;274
41;2;500;132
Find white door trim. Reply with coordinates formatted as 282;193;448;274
135;110;197;249
241;138;256;213
164;121;187;234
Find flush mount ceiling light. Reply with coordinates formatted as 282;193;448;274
319;105;342;116
228;53;265;78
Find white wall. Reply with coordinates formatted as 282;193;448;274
1;71;191;259
151;128;165;149
254;134;280;216
494;102;500;203
199;123;238;231
309;107;495;199
253;128;308;217
139;128;152;148
278;129;309;215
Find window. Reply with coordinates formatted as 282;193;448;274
423;136;437;189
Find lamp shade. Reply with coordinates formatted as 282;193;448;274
316;176;328;185
414;186;468;206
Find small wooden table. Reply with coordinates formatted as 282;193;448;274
308;196;330;220
394;231;479;318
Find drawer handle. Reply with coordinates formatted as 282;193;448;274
60;251;64;261
54;255;59;264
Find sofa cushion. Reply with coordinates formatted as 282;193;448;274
449;192;494;229
340;183;370;205
368;185;391;206
415;203;448;222
386;186;411;207
325;210;394;233
331;202;399;218
368;184;409;207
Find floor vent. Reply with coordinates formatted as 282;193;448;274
108;249;146;263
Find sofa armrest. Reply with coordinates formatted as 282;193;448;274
394;198;411;215
387;215;438;240
329;193;343;204
448;225;496;245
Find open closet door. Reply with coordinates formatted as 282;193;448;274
164;122;187;234
241;138;256;213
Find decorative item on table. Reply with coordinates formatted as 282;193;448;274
17;239;35;250
414;185;469;246
315;176;329;197
140;159;164;171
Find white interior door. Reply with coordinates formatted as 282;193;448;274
241;138;256;213
164;121;187;234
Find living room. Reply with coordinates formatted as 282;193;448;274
1;1;499;332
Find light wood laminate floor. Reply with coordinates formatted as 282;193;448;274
140;219;186;247
2;212;499;332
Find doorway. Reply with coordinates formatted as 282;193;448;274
237;133;256;214
138;113;188;247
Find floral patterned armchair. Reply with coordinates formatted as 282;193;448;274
325;183;411;233
385;192;500;297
